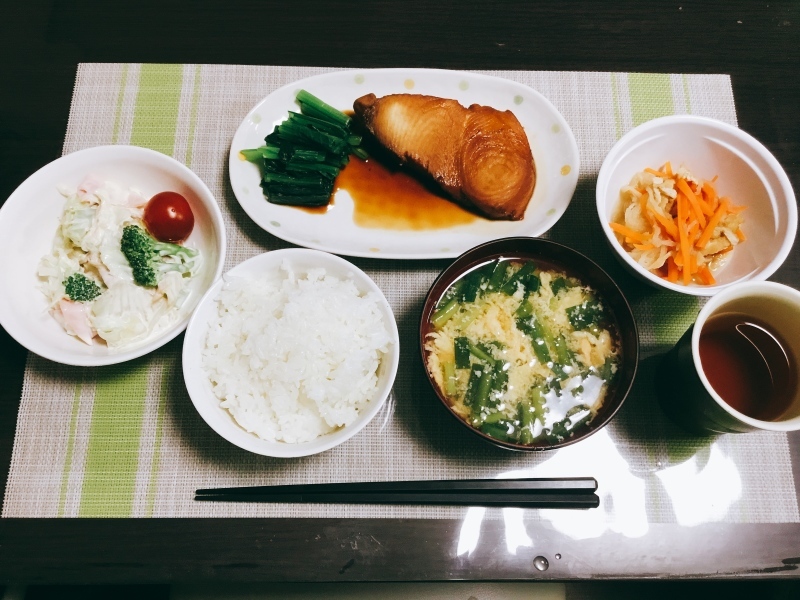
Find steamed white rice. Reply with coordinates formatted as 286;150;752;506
202;261;392;443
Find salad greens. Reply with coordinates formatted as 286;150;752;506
39;177;202;348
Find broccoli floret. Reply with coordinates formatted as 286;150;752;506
63;273;102;302
121;225;199;288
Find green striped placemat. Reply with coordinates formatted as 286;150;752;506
4;65;797;529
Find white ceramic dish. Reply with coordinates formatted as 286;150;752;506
0;145;226;366
229;68;580;259
596;115;797;296
182;248;400;458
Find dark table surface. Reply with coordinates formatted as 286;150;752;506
1;0;799;584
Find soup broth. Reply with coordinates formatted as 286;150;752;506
424;257;621;445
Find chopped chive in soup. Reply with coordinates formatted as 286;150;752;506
425;258;621;445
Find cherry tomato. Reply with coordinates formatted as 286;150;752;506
143;191;195;243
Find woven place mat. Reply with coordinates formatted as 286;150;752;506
3;65;797;530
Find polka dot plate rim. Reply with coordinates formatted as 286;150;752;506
229;68;579;260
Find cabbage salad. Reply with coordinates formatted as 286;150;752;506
38;176;202;348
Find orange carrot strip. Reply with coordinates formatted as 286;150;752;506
664;162;673;177
651;210;678;239
736;228;747;241
610;222;649;244
673;214;682;237
701;181;718;213
696;188;714;217
677;179;708;228
677;195;692;285
728;204;747;213
698;265;716;285
687;249;697;276
666;255;679;282
696;199;730;249
687;224;700;255
645;167;670;178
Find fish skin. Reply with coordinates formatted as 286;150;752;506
353;93;535;220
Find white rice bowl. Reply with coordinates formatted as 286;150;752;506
183;249;399;457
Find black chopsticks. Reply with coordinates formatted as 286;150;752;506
195;477;599;509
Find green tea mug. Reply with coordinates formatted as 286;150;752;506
658;281;800;434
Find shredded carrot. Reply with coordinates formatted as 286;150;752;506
687;250;697;277
677;195;692;285
687;220;700;242
676;179;708;228
645;167;669;178
666;255;679;282
651;209;678;239
611;165;745;286
701;181;718;213
696;198;730;250
697;265;716;285
610;222;649;243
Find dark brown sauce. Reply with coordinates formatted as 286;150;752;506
334;157;479;230
291;109;481;229
699;312;797;421
297;200;334;215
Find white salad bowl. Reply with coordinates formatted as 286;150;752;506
0;145;226;366
182;248;400;458
596;115;796;296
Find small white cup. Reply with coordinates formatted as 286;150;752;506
658;281;800;433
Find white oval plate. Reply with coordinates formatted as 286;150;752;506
229;68;580;259
0;146;226;366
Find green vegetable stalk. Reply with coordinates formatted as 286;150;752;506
241;90;366;207
500;262;536;295
516;312;552;364
454;337;471;369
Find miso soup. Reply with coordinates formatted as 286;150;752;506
424;257;622;445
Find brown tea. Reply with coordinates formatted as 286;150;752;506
699;312;797;421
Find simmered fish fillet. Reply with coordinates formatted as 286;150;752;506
353;93;535;220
